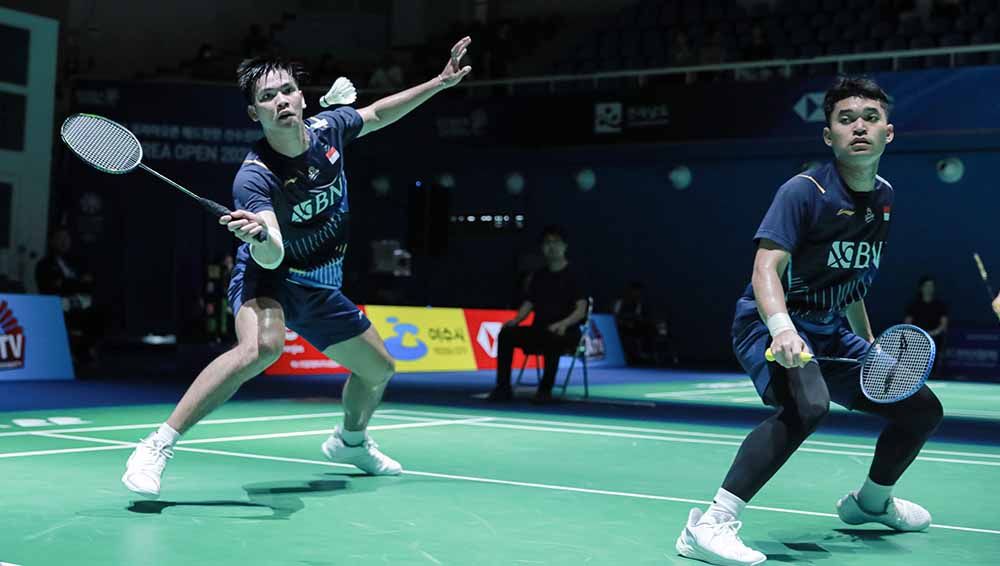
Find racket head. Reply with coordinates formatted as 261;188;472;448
860;324;935;404
60;113;142;174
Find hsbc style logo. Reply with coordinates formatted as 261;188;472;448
793;92;826;122
291;182;343;223
827;241;883;270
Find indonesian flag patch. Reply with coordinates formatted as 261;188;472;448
325;145;340;165
883;206;891;221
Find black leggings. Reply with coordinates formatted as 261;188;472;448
722;363;944;502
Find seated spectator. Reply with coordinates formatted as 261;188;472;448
904;275;948;376
35;227;102;367
736;25;774;81
614;281;652;364
488;225;587;403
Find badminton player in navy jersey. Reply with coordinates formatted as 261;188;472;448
122;38;473;498
675;77;943;565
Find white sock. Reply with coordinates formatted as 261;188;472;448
856;476;893;514
700;487;747;524
153;423;180;446
339;427;367;446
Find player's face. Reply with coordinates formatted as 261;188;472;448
248;69;305;130
823;96;894;164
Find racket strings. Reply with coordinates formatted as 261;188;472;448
862;327;933;401
62;116;141;173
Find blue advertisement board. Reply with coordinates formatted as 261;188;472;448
944;327;1000;380
0;294;74;381
559;313;626;369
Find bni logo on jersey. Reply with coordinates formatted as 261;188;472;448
0;301;25;370
827;241;883;270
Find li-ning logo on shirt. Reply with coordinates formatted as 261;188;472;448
827;241;883;270
307;167;320;182
291;182;343;223
865;207;875;223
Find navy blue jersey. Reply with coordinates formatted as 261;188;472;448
232;107;363;289
741;161;894;319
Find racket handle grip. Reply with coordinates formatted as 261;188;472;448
200;198;267;242
765;348;814;363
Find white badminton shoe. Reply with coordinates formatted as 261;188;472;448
122;435;174;498
676;508;767;566
837;492;931;531
321;426;402;475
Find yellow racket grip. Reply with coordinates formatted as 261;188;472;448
765;348;814;363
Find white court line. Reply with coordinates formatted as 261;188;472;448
37;433;998;537
0;411;348;439
644;388;756;399
0;443;133;459
18;410;1000;474
17;417;492;456
6;406;1000;464
379;409;1000;461
454;421;1000;467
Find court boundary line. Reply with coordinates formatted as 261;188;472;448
378;409;1000;462
19;430;1000;537
8;417;491;458
3;407;999;465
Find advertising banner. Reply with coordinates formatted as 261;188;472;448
364;305;478;372
462;308;538;370
0;294;74;381
265;305;625;375
944;327;1000;379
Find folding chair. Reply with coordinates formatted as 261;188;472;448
514;297;593;398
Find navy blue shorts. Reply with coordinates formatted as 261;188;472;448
731;297;871;409
227;260;371;352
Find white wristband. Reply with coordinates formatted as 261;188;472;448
766;312;796;338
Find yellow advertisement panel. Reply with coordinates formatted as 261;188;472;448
364;305;478;372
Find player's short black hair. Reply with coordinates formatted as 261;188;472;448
539;224;567;244
236;56;308;104
823;76;891;125
918;275;935;287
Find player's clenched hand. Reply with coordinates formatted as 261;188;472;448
220;210;267;244
770;330;810;368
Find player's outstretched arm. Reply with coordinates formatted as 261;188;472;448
356;36;472;137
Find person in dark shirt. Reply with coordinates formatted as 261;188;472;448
904;275;948;372
488;225;587;403
614;281;651;364
676;77;943;566
121;39;474;499
904;276;948;338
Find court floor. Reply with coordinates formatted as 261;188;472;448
585;375;1000;420
1;396;998;565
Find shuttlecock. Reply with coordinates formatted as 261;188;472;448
320;77;357;107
